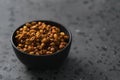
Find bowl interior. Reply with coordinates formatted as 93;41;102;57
11;20;72;56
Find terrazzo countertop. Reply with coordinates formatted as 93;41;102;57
0;0;120;80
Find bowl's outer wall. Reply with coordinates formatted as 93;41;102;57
12;41;71;68
11;20;72;68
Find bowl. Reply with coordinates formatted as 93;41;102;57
11;20;72;69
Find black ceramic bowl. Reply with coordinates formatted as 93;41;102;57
11;20;72;69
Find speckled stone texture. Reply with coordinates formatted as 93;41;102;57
0;0;120;80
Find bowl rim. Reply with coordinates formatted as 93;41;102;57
11;20;72;57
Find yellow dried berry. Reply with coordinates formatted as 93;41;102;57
60;32;65;36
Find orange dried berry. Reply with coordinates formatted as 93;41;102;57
46;51;52;54
36;31;40;38
41;23;46;29
31;22;37;25
23;48;27;51
19;28;23;31
50;42;55;46
53;34;58;39
24;45;28;48
30;36;35;41
41;38;47;43
30;30;36;33
40;29;43;33
46;25;50;30
31;25;37;29
38;22;42;25
52;29;57;33
25;23;31;27
29;52;34;55
23;26;27;30
60;39;64;42
50;47;55;52
18;44;23;47
41;43;45;48
35;52;39;55
64;35;69;39
42;50;47;54
59;44;65;49
60;32;65;36
60;42;67;45
16;31;19;34
56;28;60;32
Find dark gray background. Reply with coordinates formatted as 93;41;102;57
0;0;120;80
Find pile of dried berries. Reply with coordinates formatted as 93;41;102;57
15;21;69;55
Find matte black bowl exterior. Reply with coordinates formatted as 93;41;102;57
11;20;72;69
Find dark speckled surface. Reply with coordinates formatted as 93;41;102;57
0;0;120;80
